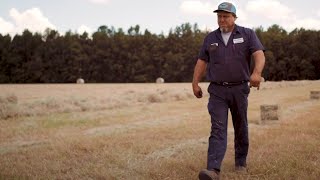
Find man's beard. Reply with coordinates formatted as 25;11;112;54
221;27;230;33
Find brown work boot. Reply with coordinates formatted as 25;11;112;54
198;169;220;180
235;166;248;174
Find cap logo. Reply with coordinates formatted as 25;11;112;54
219;3;228;9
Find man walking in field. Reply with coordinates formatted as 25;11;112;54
192;2;265;179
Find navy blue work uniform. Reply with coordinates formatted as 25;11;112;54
198;24;264;171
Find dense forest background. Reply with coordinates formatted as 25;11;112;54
0;23;319;83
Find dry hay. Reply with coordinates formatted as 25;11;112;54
260;104;279;122
259;80;319;90
310;91;320;100
1;80;319;120
0;94;19;119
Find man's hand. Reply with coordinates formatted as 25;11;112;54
192;59;207;98
251;50;265;90
250;73;263;90
192;84;203;98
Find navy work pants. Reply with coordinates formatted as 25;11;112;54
207;82;250;170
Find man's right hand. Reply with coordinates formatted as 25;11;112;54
192;59;207;98
192;84;203;98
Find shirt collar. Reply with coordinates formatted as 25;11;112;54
233;24;241;35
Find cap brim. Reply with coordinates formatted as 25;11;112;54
213;9;233;13
213;10;237;17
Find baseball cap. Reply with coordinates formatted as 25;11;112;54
213;2;236;16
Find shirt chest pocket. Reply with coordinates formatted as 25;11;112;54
233;39;249;57
207;43;224;64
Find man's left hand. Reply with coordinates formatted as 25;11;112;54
250;73;263;90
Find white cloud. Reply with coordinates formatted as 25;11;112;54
317;9;320;17
241;0;320;31
180;1;246;20
1;8;56;35
77;25;93;34
0;17;14;35
88;0;110;5
198;24;212;32
246;0;292;20
236;9;248;21
180;1;214;15
286;18;320;30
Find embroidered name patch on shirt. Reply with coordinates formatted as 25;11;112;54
233;38;244;44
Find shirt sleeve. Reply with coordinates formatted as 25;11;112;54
248;29;265;54
198;36;209;62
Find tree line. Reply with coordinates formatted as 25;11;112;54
0;23;319;83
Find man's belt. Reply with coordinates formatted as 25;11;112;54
211;80;247;86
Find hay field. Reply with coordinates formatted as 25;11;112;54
0;81;320;179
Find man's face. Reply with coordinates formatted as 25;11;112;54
217;11;236;33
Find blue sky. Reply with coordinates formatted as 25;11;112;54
1;0;320;36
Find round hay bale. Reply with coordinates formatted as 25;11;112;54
76;78;85;84
310;91;320;100
156;77;165;83
260;104;279;122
